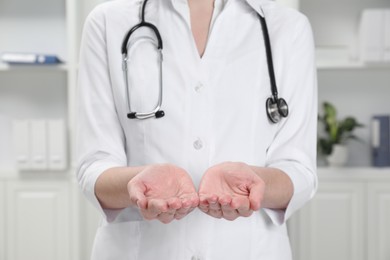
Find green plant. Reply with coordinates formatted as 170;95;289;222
318;102;364;155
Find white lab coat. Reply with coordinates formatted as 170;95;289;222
76;0;318;259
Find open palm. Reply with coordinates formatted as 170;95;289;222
128;164;199;223
198;162;264;220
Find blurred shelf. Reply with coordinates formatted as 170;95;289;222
317;60;390;70
0;168;72;180
318;167;390;181
315;48;390;70
0;62;68;72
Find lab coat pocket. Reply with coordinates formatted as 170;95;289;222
91;221;140;260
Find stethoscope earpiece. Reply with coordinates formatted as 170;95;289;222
155;110;165;118
127;112;137;119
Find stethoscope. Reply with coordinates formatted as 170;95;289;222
121;0;289;123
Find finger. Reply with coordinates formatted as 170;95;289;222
218;194;232;206
174;207;196;220
221;203;239;221
157;212;176;224
174;211;187;220
136;198;148;210
167;197;182;210
191;194;200;208
207;194;221;211
174;207;193;220
140;199;167;220
199;196;210;207
148;199;169;215
237;208;253;218
182;194;199;208
141;199;170;221
175;204;193;216
232;197;253;218
209;200;221;211
140;208;159;220
198;203;209;213
199;194;215;213
249;182;264;211
231;197;250;211
172;197;198;220
200;194;218;205
165;207;178;216
174;208;189;220
208;209;223;219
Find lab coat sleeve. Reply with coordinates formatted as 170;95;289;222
263;15;318;226
76;6;128;222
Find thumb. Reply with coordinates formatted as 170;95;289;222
248;182;264;211
129;182;147;209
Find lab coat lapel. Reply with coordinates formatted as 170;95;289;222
245;0;275;17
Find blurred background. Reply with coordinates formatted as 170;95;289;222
0;0;389;259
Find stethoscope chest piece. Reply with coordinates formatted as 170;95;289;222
266;97;289;123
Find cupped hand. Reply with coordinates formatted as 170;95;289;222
198;162;265;221
128;164;199;224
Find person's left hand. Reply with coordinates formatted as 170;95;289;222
198;162;265;221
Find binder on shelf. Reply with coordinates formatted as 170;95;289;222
12;119;68;172
359;9;390;63
371;115;390;167
1;52;62;65
12;120;31;170
48;119;67;170
0;115;15;170
30;120;48;170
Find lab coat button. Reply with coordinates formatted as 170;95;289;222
194;83;203;93
193;139;203;150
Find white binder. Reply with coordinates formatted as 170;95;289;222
359;9;390;63
12;120;31;170
30;120;48;170
48;119;67;170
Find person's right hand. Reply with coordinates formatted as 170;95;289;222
128;164;199;224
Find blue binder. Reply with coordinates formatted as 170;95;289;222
372;115;390;167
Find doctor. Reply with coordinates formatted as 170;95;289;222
76;0;318;259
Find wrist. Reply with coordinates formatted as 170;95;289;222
249;166;293;210
249;166;269;184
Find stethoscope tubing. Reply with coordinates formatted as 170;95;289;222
122;22;163;55
121;0;165;120
258;13;279;102
122;0;289;122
